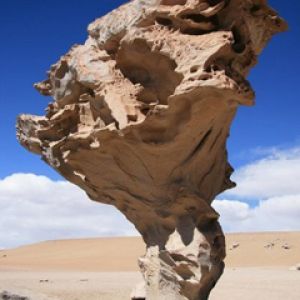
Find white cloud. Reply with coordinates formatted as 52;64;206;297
225;146;300;199
213;195;300;232
214;146;300;232
0;173;137;249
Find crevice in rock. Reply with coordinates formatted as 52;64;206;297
250;4;262;15
156;16;173;27
161;0;187;5
55;60;69;79
187;129;213;161
209;129;223;151
170;253;198;267
231;26;246;54
207;0;225;5
181;13;219;29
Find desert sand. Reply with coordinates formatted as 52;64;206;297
1;232;300;299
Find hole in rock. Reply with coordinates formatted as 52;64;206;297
180;15;219;35
211;64;221;72
161;0;187;5
127;114;138;122
205;62;224;73
250;4;261;14
86;88;95;97
182;14;211;24
156;17;173;27
55;61;69;79
116;39;182;108
207;0;224;5
231;26;246;53
140;107;151;116
116;39;187;144
181;28;207;35
190;66;199;73
198;74;211;81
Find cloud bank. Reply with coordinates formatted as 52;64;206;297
225;146;300;199
1;146;299;248
214;146;300;232
0;173;137;249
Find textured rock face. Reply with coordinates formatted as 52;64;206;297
17;1;286;299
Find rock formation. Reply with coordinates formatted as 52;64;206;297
16;1;286;299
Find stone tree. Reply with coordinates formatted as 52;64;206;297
17;0;286;299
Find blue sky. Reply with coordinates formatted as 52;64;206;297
0;0;299;178
0;1;299;248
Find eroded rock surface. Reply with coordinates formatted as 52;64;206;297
17;1;286;299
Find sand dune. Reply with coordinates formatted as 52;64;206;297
0;232;299;299
1;232;299;271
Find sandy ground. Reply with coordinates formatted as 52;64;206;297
0;232;299;299
0;269;299;300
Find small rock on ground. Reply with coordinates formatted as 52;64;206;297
0;291;30;300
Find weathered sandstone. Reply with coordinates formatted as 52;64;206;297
17;0;286;299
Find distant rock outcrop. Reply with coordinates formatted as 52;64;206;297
229;242;240;251
17;0;286;299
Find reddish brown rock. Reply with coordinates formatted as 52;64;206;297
17;1;286;299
